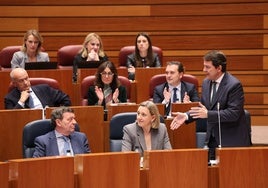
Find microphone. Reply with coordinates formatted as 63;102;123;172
217;102;222;148
141;58;146;67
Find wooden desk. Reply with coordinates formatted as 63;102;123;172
9;156;74;188
75;152;140;188
0;109;43;161
46;106;105;153
166;102;199;149
0;162;9;188
134;67;166;103
143;149;208;188
217;147;268;188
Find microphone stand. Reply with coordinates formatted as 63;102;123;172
209;102;222;166
217;102;222;148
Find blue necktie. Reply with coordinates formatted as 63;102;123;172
62;136;71;155
28;95;34;108
173;88;178;103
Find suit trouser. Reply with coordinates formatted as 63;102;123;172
208;135;218;161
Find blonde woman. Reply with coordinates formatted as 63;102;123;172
11;29;49;69
122;100;172;157
73;33;109;81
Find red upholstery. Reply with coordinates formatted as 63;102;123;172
0;46;46;71
0;46;21;70
118;46;163;67
8;77;59;92
80;75;131;106
149;74;199;98
57;45;82;69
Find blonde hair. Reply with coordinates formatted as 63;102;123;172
21;29;43;54
80;33;105;58
139;101;160;129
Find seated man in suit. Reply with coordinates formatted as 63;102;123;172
33;106;91;157
153;61;200;116
4;68;71;109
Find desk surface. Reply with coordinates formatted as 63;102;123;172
75;152;140;188
9;156;74;188
143;149;208;188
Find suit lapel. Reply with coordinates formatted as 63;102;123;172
136;126;146;151
48;132;60;156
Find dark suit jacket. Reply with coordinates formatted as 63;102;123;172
4;84;71;109
33;131;90;157
122;122;172;157
188;72;251;147
153;81;200;116
87;85;127;107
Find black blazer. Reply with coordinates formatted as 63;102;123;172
87;85;127;108
4;84;71;109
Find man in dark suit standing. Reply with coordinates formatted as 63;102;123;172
170;50;251;161
153;61;199;116
4;68;71;109
33;106;90;157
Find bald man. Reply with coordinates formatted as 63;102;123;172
4;68;71;109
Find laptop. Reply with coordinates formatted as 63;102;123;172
76;61;102;69
25;62;58;70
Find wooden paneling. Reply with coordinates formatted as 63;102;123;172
151;3;268;16
0;0;266;6
38;16;264;32
0;162;8;188
75;152;140;188
217;147;268;188
9;157;74;188
0;109;43;161
0;6;150;17
0;18;38;31
143;149;208;188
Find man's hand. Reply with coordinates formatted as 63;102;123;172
189;102;208;119
19;90;30;103
170;112;187;130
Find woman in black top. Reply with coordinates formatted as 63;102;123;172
87;61;127;109
73;33;108;82
126;32;161;80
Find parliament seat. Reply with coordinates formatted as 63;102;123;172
109;112;137;152
8;77;59;92
0;46;21;71
57;45;82;69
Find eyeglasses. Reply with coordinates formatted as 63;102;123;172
100;72;114;77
